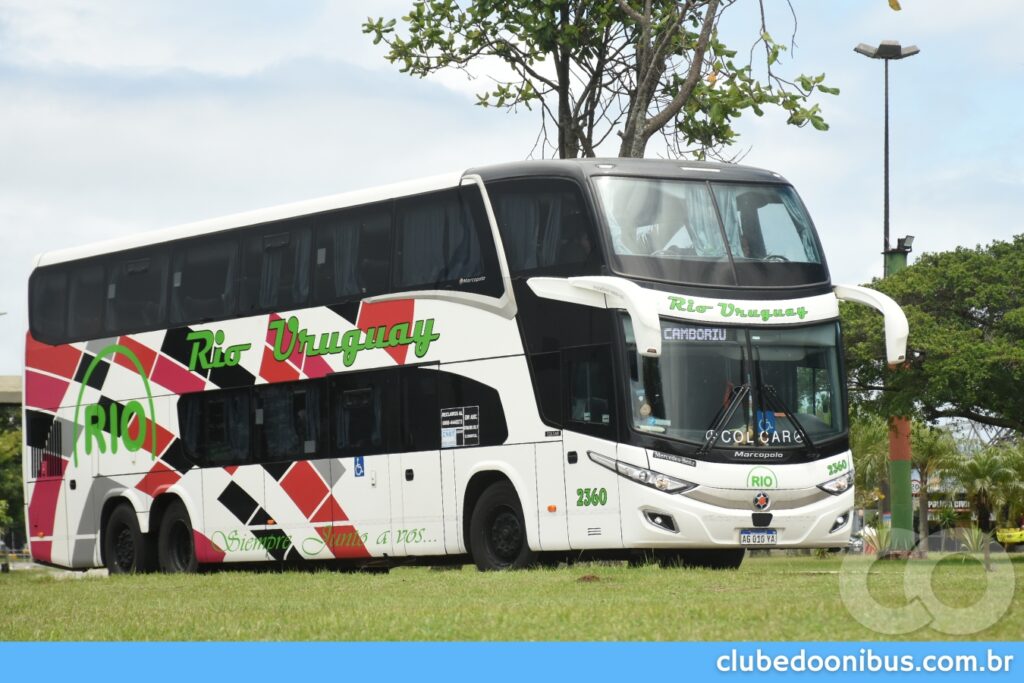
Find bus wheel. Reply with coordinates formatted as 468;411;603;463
469;481;537;571
104;504;147;574
158;500;198;573
681;549;745;570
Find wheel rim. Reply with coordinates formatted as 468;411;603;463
168;520;194;571
113;525;135;572
488;507;523;563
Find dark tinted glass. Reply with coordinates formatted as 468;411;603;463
240;224;312;315
330;370;396;456
401;367;440;451
67;263;106;341
254;382;322;462
489;178;597;273
565;345;616;436
436;367;508;448
314;205;392;302
30;269;68;343
178;389;251;466
105;252;169;334
170;239;239;324
393;188;501;296
530;352;561;425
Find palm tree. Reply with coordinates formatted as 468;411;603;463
998;443;1024;529
910;423;959;556
850;414;889;522
955;447;1013;534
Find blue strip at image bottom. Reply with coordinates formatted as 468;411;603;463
2;642;1021;682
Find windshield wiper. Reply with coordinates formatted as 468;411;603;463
761;384;819;456
697;383;750;456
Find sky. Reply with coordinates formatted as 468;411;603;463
1;0;1021;375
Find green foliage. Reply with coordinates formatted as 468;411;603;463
849;412;889;507
954;448;1014;532
841;236;1024;432
362;0;837;158
863;522;892;555
0;429;22;540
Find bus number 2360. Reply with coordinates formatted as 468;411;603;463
577;487;609;507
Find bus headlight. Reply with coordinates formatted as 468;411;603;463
818;471;854;495
588;451;697;494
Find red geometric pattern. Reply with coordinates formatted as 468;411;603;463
357;299;416;365
25;333;82;379
24;370;69;412
280;461;330;519
135;460;180;498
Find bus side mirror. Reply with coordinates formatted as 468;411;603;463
528;276;662;358
833;284;909;367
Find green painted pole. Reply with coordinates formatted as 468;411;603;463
886;249;914;552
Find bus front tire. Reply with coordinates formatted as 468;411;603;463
469;481;537;571
103;504;149;574
158;500;198;573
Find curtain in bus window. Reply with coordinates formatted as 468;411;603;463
315;207;391;302
240;226;311;315
67;263;106;341
687;189;728;257
490;180;593;272
777;187;821;263
395;190;483;289
178;395;202;461
493;192;540;270
170;239;239;325
255;383;321;462
30;270;67;343
105;253;169;334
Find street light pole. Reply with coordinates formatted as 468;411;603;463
855;40;920;555
855;40;919;276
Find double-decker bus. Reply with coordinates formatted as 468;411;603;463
23;159;907;573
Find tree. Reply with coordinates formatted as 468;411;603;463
849;413;889;521
0;427;23;548
363;0;837;159
842;236;1024;434
954;448;1012;533
910;422;958;555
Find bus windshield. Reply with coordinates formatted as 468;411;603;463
622;318;845;451
593;177;825;287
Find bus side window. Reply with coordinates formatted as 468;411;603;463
29;269;68;344
67;262;107;342
178;388;252;467
329;371;396;457
392;188;502;297
314;205;392;303
563;345;616;438
254;382;323;463
400;366;440;452
435;367;508;448
488;178;598;275
240;223;312;315
530;352;562;427
105;252;169;335
170;238;239;325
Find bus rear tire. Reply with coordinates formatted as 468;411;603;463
469;481;537;571
103;504;149;574
158;500;198;573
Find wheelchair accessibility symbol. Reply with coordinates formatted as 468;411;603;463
354;456;365;478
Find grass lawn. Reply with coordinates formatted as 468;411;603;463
1;554;1021;641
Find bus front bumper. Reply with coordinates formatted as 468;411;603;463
619;483;854;549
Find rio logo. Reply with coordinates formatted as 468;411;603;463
71;344;158;466
746;466;778;489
